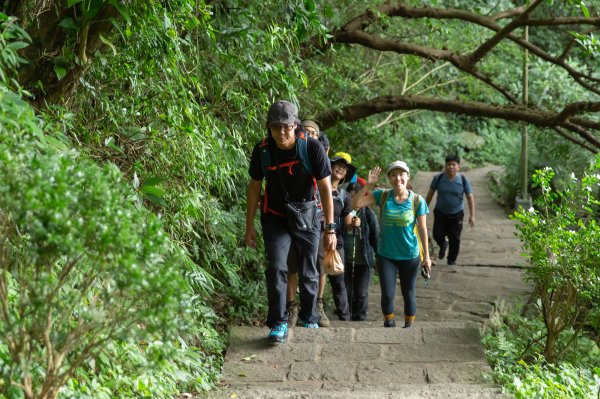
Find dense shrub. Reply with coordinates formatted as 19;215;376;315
0;89;198;398
511;157;600;363
483;309;600;399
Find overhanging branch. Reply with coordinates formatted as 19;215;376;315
316;95;600;150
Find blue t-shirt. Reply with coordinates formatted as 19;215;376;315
373;190;429;260
430;173;472;215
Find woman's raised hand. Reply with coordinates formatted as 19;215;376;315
368;166;381;185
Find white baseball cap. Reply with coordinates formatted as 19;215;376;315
387;160;410;175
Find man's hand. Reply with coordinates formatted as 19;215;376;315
469;215;475;228
245;225;258;248
323;232;337;251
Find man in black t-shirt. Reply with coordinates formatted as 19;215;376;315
245;100;336;344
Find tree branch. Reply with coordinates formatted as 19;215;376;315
333;29;519;103
492;5;527;21
555;101;600;124
467;0;544;66
316;95;600;150
552;127;599;153
558;28;598;62
517;17;600;27
322;2;600;98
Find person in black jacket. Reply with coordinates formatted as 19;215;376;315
344;181;379;321
245;101;336;344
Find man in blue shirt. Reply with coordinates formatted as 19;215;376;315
425;154;475;266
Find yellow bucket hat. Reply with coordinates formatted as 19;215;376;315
334;151;352;164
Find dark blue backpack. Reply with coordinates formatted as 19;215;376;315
258;132;316;215
258;131;312;177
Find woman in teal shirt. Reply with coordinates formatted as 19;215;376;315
351;161;431;328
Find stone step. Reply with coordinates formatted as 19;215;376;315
202;383;511;398
221;325;497;395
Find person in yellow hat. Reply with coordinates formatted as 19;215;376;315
334;152;351;164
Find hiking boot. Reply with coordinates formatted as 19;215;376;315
384;318;396;328
438;239;448;260
317;299;330;327
303;321;319;328
268;323;288;344
287;301;299;328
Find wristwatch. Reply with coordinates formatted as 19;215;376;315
325;222;337;231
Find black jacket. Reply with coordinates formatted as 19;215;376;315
345;207;378;269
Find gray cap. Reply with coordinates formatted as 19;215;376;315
302;120;320;133
268;101;298;125
387;160;410;175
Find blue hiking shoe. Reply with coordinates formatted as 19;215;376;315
303;321;319;329
268;323;288;344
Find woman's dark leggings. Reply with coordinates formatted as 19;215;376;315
377;255;420;317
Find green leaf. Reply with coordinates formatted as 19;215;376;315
84;0;105;18
58;17;79;30
11;25;32;42
108;0;131;24
7;41;29;50
580;3;590;18
141;185;166;197
142;177;163;187
67;0;83;6
143;192;167;207
41;135;69;151
54;66;67;80
36;80;45;94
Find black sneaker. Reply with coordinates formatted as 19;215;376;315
384;319;396;328
447;260;457;266
438;239;448;260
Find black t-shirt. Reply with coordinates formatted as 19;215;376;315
333;188;352;249
249;136;331;215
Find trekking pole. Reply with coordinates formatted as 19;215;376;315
350;216;359;319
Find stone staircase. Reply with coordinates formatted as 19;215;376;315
203;166;531;398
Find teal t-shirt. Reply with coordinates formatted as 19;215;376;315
374;190;429;260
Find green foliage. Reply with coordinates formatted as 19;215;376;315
510;157;600;362
0;88;198;398
3;0;599;396
44;0;330;328
489;124;595;210
57;337;221;398
0;13;30;93
483;310;600;399
20;1;317;394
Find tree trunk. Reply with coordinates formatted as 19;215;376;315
7;0;118;108
544;328;557;364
